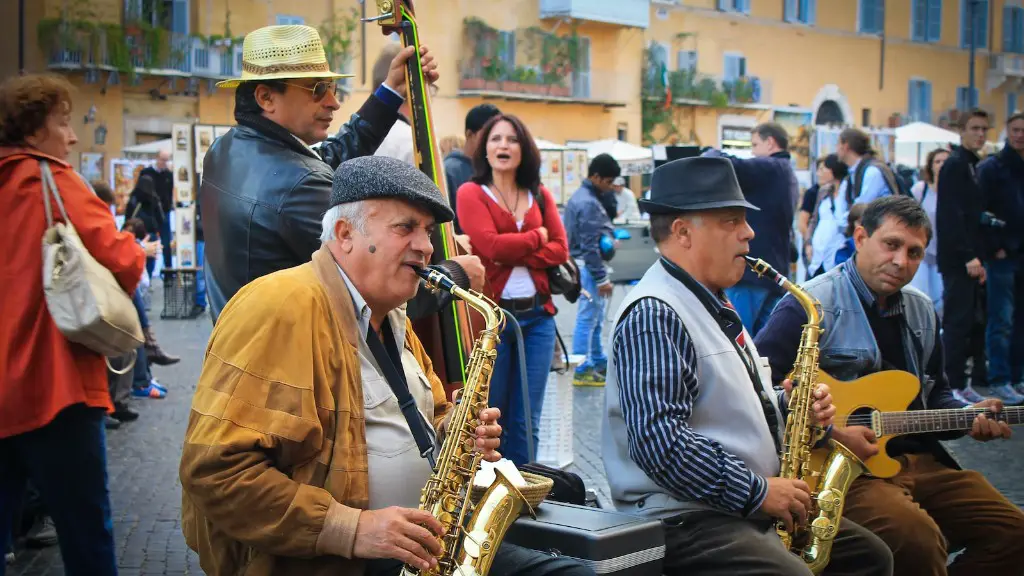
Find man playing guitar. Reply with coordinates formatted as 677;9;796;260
756;196;1024;576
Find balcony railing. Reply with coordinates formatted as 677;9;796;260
47;31;242;79
457;67;630;107
646;69;772;107
990;53;1024;76
539;0;650;28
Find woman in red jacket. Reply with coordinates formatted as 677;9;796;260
0;74;146;575
456;114;569;466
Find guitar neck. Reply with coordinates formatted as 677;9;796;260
878;406;1024;435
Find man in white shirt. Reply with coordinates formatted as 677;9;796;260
611;176;641;223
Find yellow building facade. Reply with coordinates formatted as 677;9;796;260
644;0;1024;153
6;0;1023;181
6;0;647;182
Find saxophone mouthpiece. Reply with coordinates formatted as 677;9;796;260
415;266;457;293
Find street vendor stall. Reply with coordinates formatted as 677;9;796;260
566;138;655;176
534;138;588;205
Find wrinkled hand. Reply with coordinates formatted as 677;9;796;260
475;407;502;462
760;477;812;534
832;425;879;462
969;399;1013;441
142;239;161;257
384;45;439;94
353;506;444;571
781;380;835;428
966;258;986;284
449;254;485;292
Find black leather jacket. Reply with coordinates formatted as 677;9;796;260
201;94;469;322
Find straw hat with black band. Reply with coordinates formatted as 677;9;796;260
216;25;354;89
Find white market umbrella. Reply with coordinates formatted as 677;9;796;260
895;122;960;168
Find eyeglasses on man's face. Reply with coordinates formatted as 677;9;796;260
284;80;344;102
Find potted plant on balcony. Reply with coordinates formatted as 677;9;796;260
320;8;358;81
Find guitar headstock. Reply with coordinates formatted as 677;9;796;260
369;0;416;35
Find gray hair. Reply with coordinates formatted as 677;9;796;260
649;212;702;244
320;201;369;242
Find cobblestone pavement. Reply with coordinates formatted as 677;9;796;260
8;287;1023;574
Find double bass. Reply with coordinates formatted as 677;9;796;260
369;0;476;391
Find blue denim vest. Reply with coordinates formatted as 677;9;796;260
800;261;939;407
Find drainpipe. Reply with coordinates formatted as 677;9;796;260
967;0;979;109
878;0;886;92
18;0;24;73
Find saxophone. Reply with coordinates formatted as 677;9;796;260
408;267;530;576
745;257;865;575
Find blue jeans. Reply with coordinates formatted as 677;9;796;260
724;281;783;337
0;405;117;576
161;210;173;269
195;240;207;308
572;267;607;370
145;233;158;279
490;307;557;466
132;286;149;330
985;259;1024;385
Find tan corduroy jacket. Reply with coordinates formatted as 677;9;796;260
180;246;451;576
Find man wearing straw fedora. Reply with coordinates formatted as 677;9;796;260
201;19;483;324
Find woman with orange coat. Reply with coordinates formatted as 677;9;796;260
0;74;147;575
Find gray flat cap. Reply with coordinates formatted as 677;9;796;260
330;156;455;223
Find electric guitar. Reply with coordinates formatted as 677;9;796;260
369;0;476;392
813;369;1024;478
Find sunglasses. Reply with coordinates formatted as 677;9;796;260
283;80;343;102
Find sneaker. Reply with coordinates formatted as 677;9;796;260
132;383;166;399
25;516;58;548
149;379;168;393
988;384;1024;406
952;386;988;405
573;367;606;387
1014;382;1024;397
104;415;122;430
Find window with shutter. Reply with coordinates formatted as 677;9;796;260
724;54;745;81
677;50;697;71
1006;7;1024;53
908;79;933;122
927;0;942;41
1008;92;1018;117
275;15;305;25
957;86;979;110
914;0;942;43
961;0;989;49
786;0;816;24
859;0;884;35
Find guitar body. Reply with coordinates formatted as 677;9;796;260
809;369;921;479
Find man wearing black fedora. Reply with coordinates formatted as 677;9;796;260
601;157;892;575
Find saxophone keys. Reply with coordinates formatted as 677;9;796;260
815;488;841;512
810;517;837;541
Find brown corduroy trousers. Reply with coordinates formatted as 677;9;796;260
844;452;1024;576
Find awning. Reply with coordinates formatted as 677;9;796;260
565;139;654;175
122;138;172;156
894;122;960;144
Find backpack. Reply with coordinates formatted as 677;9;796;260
846;158;913;205
535;187;582;304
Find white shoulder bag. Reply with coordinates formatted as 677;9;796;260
40;160;144;359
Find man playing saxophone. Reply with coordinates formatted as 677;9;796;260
756;196;1024;576
602;157;893;576
179;156;592;576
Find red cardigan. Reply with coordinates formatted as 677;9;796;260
0;148;145;438
456;182;569;315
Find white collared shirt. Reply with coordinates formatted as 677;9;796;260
336;264;436;509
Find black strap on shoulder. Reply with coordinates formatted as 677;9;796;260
364;320;437;469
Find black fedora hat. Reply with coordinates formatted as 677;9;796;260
638;156;759;215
